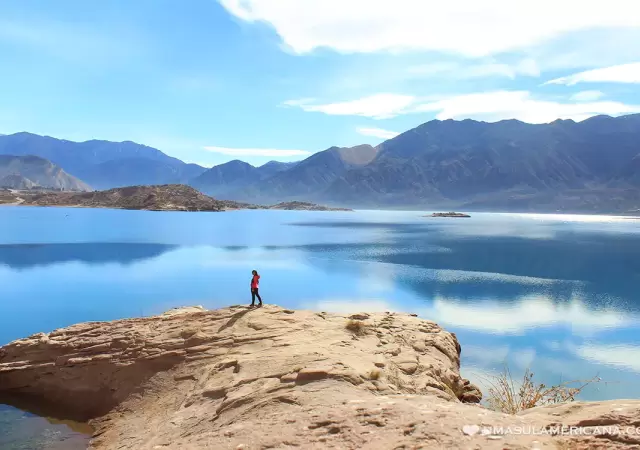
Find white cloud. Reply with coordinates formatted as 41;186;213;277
545;62;640;85
203;146;311;157
412;90;640;123
463;344;511;366
356;127;400;140
281;98;316;107
283;94;415;119
423;295;637;335
465;60;540;79
304;298;397;315
407;59;540;80
289;90;640;123
570;90;605;102
218;0;640;57
575;344;640;373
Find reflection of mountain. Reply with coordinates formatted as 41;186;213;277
280;221;640;312
0;243;177;269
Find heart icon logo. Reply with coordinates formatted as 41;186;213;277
462;424;480;436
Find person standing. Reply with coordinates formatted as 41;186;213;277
250;270;263;307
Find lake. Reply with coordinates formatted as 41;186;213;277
1;206;639;448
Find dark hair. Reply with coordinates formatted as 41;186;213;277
252;270;258;275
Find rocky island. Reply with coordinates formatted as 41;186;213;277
1;305;639;449
429;212;471;218
268;201;351;211
0;185;351;212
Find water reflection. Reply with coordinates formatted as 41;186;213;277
0;404;90;450
0;243;175;269
0;209;639;410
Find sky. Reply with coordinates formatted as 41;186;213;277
1;0;640;167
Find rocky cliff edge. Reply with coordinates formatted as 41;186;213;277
1;305;639;449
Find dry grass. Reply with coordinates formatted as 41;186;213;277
484;366;600;414
345;319;368;336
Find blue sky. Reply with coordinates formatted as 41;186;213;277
1;0;640;167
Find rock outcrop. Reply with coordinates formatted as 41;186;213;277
267;201;352;211
6;184;352;212
1;305;639;449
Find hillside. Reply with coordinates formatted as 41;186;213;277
322;115;640;212
0;133;206;189
4;114;640;213
0;174;39;190
0;155;91;191
7;184;351;212
191;160;297;196
229;144;378;203
1;305;639;449
21;184;227;211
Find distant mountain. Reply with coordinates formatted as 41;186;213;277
191;159;299;197
319;114;640;212
0;174;39;190
5;113;640;213
0;133;206;189
81;157;205;190
228;145;377;203
256;160;298;179
191;160;258;196
0;155;90;191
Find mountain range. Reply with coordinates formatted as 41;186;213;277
1;113;640;213
0;132;205;189
0;155;90;191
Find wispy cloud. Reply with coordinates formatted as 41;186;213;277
203;146;311;157
423;295;637;335
286;91;640;123
218;0;640;57
545;62;640;85
302;298;397;315
408;59;540;80
570;90;605;102
282;94;415;119
412;90;640;123
356;127;400;140
575;343;640;373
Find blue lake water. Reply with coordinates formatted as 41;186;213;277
1;206;640;446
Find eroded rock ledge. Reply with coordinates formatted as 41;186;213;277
1;305;639;449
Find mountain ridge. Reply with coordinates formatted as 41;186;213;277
0;155;91;191
2;113;640;213
0;132;206;189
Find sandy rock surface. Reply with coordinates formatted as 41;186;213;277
1;305;639;449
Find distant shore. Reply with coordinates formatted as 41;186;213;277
0;186;351;212
427;212;471;218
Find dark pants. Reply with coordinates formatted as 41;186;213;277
251;288;262;305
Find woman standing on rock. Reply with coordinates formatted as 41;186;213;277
250;270;263;307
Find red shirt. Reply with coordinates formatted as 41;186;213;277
251;274;260;289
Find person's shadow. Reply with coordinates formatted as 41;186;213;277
217;307;255;333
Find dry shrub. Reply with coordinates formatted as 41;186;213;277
485;366;600;414
345;319;368;336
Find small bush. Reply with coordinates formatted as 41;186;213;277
368;368;382;380
484;366;600;414
345;319;368;336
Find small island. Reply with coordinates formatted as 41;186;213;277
268;201;351;212
0;185;352;212
428;212;471;218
